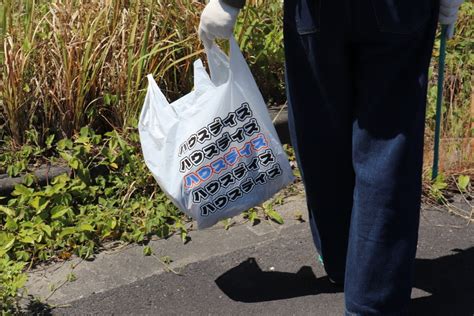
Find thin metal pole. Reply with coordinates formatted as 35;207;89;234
432;25;448;181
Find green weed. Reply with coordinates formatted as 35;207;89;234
0;126;189;311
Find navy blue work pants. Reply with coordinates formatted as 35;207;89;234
284;0;439;314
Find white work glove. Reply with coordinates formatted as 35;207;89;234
439;0;464;39
199;0;240;48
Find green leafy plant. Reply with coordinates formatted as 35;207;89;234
457;175;470;192
143;246;153;257
0;258;27;314
262;201;284;225
429;174;449;203
0;126;192;309
243;208;260;226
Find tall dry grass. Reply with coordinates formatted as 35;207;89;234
1;1;471;173
0;0;285;147
1;0;206;146
425;2;474;172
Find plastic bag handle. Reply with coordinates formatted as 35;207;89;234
204;41;231;86
228;36;261;93
193;59;215;92
146;74;171;107
228;37;247;74
140;74;178;126
202;36;257;89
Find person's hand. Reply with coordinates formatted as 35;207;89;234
199;0;240;48
439;0;464;39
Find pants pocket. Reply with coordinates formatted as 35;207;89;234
370;0;433;34
295;0;321;35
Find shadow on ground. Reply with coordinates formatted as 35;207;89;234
216;248;473;315
215;257;342;302
411;247;474;316
22;297;53;315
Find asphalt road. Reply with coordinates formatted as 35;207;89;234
46;208;474;316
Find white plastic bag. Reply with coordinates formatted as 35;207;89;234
138;37;294;229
